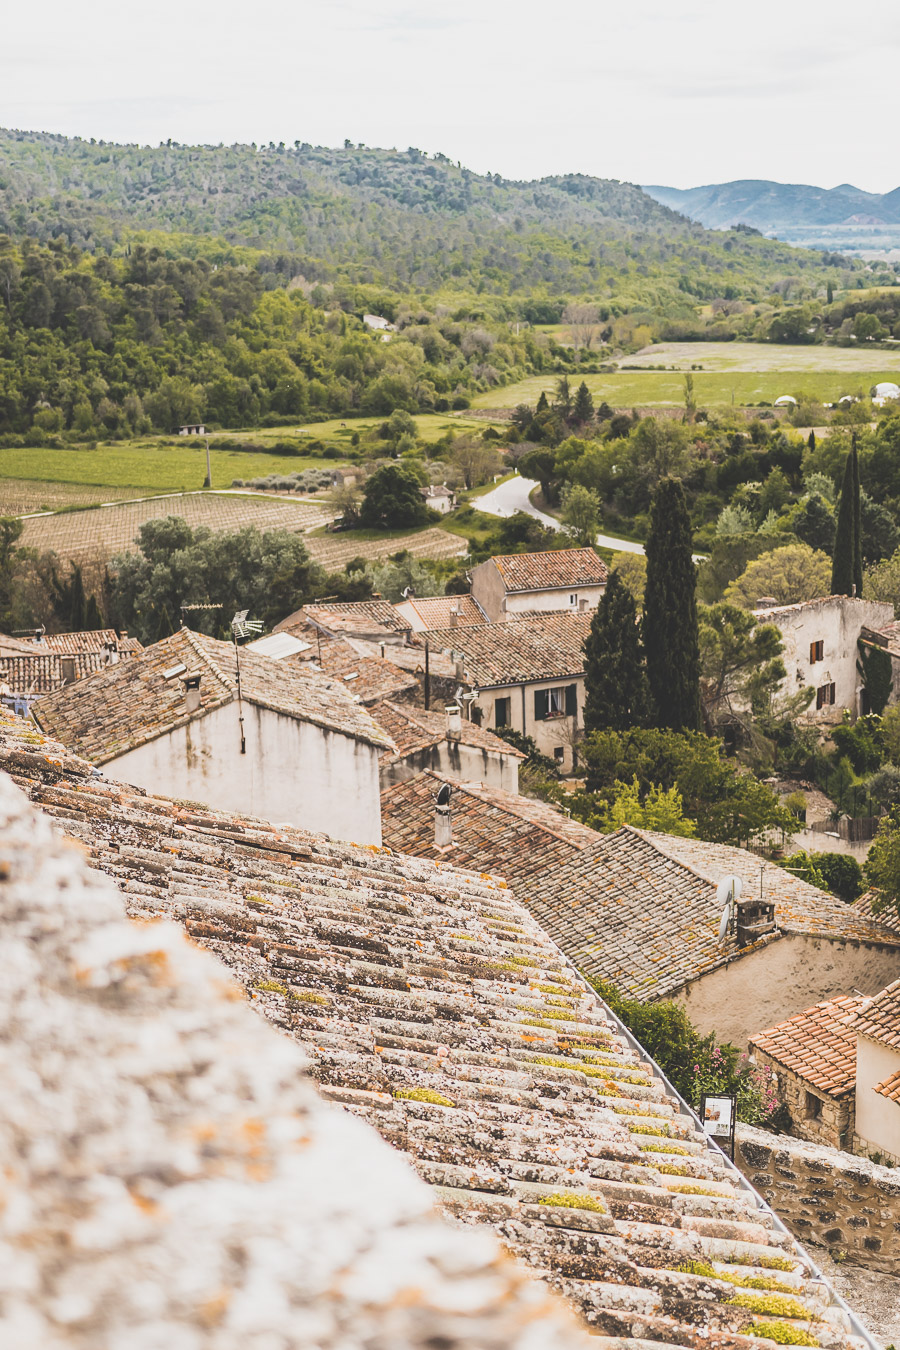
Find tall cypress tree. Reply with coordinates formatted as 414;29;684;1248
852;435;863;597
643;477;701;731
831;438;860;597
572;380;594;425
582;571;650;733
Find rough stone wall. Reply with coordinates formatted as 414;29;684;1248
736;1123;900;1274
753;1048;854;1150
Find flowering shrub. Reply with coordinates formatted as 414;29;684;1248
691;1041;781;1126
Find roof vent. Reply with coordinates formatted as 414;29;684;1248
446;704;462;740
435;781;452;848
182;673;202;714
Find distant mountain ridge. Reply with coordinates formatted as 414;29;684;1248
644;179;900;232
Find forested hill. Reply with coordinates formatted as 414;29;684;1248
0;130;846;299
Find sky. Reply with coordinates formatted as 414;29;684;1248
2;0;898;192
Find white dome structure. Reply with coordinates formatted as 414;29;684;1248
774;394;797;406
873;382;900;400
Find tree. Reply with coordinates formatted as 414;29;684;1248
0;517;24;629
610;552;647;608
792;494;835;553
572;380;594;425
447;436;501;490
582;571;651;734
698;604;785;734
683;373;696;422
865;806;900;919
359;464;429;529
560;484;600;546
831;437;862;597
597;777;695;837
725;543;831;608
860;491;899;565
643;477;701;732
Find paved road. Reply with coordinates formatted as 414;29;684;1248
476;475;646;555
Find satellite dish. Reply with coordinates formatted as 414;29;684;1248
436;783;452;807
715;876;742;944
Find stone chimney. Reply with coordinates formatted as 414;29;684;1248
449;604;460;628
182;673;202;714
446;704;462;740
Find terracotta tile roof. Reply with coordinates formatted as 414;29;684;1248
0;649;111;696
0;631;43;655
33;626;393;762
353;636;459;681
1;708;856;1350
853;891;900;935
853;977;900;1050
425;611;593;687
874;1068;900;1103
371;702;524;764
526;827;900;1002
290;599;412;641
256;617;417;706
491;547;609;593
398;593;487;630
749;996;865;1097
381;770;596;887
25;628;140;655
0;743;587;1350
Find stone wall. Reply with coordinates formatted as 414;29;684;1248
736;1123;900;1274
752;1048;854;1150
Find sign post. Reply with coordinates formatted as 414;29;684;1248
699;1092;737;1161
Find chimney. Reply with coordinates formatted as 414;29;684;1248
579;597;589;612
182;673;202;713
60;656;77;685
446;704;462;740
736;896;776;947
449;603;459;628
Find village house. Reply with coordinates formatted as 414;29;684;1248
248;618;418;706
33;627;392;845
752;595;894;717
420;483;456;514
0;629;144;711
853;978;900;1164
381;768;597;883
371;703;523;791
527;826;900;1046
424;610;593;772
470;546;608;623
749;995;865;1150
393;592;487;632
1;705;865;1350
288;599;414;647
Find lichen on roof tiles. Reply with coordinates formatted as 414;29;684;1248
425;611;593;687
33;626;393;762
372;703;524;763
0;708;868;1350
0;743;588;1349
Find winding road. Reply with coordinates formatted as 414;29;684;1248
476;474;646;555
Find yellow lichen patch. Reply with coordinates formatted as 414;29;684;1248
746;1322;818;1346
538;1191;607;1213
394;1087;456;1108
727;1292;811;1319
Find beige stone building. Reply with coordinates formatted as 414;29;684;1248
853;979;900;1163
470;546;607;623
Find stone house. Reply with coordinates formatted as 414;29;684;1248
393;593;487;632
527;826;900;1046
33;627;392;845
420;483;456;514
371;701;523;791
470;547;608;623
752;595;894;718
424;610;593;772
3;704;864;1350
249;618;418;705
749;995;865;1149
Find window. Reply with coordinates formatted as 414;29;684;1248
816;682;836;710
809;640;824;664
494;697;510;728
569;593;578;606
553;746;565;764
805;1091;822;1120
534;684;578;720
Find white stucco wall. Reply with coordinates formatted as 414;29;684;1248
475;678;584;774
106;701;383;845
855;1035;900;1160
755;597;893;717
381;740;519;792
676;934;900;1047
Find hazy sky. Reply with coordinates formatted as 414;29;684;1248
3;0;898;191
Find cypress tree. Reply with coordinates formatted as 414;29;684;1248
852;436;863;597
572;380;594;425
831;438;861;596
536;390;549;413
643;477;701;732
582;571;650;734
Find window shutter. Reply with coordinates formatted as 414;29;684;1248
534;689;549;721
565;683;577;716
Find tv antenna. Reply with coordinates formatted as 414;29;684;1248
230;610;263;755
716;875;743;943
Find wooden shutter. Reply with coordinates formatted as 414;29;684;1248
534;689;549;721
565;684;577;716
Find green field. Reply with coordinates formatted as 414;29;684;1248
472;341;900;410
210;413;499;446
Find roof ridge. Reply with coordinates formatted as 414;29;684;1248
424;769;594;846
181;627;235;693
